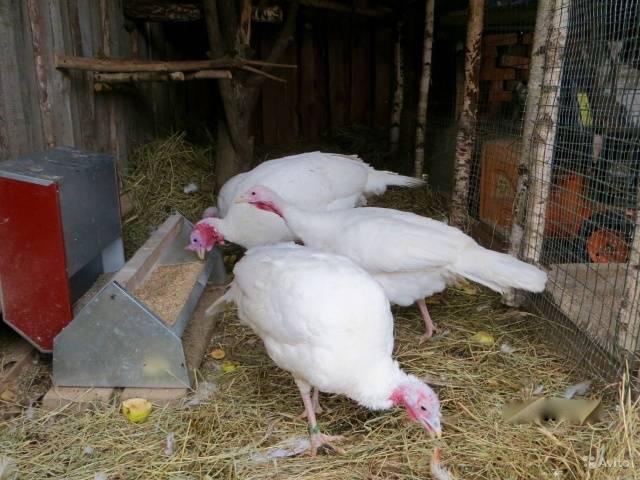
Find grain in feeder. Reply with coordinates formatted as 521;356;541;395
53;213;226;389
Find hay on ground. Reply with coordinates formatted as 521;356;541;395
1;138;637;479
1;288;637;479
122;132;215;257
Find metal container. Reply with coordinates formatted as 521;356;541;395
0;147;124;352
53;214;226;389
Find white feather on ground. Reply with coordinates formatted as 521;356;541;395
563;381;591;399
183;182;198;194
431;448;455;480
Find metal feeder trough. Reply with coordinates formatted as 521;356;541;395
53;213;226;389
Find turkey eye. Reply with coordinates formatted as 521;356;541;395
192;238;197;243
251;191;255;195
420;406;427;411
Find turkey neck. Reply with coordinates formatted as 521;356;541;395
347;360;409;411
207;217;234;243
270;198;337;246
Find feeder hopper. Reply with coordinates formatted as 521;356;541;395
0;147;124;352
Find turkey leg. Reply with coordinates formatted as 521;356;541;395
296;381;344;456
416;298;437;343
298;387;323;419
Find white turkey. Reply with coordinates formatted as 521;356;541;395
186;151;423;257
235;185;548;342
206;243;442;456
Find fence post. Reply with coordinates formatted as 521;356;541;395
502;0;554;306
523;0;569;264
618;189;640;358
450;0;484;228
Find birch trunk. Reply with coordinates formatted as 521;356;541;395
413;0;435;178
390;20;404;152
450;0;484;228
522;0;569;264
502;0;554;306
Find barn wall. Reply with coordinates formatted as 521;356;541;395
0;0;186;166
0;2;396;163
255;8;394;147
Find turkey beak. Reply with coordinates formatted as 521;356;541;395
422;419;442;439
197;247;205;260
234;194;249;204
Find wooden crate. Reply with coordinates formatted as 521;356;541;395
479;138;522;232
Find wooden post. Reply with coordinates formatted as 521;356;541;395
123;2;284;23
123;1;202;22
502;0;554;306
390;19;404;152
237;0;252;49
27;0;55;148
521;0;569;265
414;0;435;178
618;187;640;354
450;0;484;227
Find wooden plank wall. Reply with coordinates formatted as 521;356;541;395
256;8;394;147
0;0;180;166
0;2;395;162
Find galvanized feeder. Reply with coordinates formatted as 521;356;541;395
53;213;226;389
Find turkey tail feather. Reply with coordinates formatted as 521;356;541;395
453;245;547;294
365;170;425;196
205;283;237;317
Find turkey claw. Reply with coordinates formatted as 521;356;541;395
418;324;438;344
309;433;346;456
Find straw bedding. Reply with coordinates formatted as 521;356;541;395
1;291;637;479
1;135;638;479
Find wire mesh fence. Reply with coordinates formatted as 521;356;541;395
519;0;640;381
431;0;640;382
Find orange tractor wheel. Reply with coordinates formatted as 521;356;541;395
586;229;630;263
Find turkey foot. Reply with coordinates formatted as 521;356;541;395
298;383;345;456
309;432;346;457
416;298;437;343
298;388;323;419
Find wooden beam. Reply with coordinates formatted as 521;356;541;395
123;2;284;23
500;54;530;69
93;70;232;83
237;0;252;47
288;0;391;18
441;4;537;28
251;5;283;23
185;69;233;80
95;71;187;82
124;1;201;22
55;54;295;73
